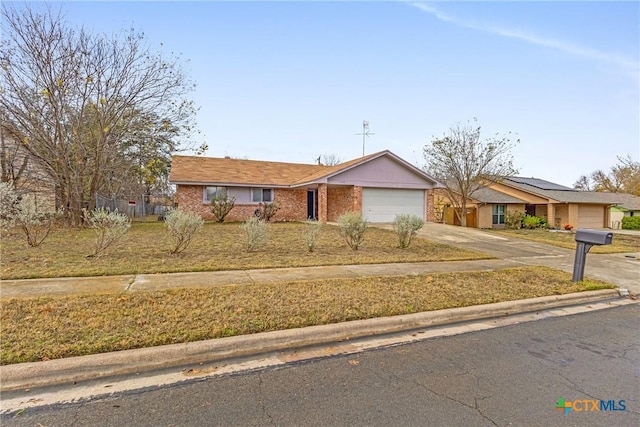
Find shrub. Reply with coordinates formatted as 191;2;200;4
164;209;204;255
255;201;281;222
337;211;368;250
85;208;131;258
523;215;545;229
505;210;525;230
243;216;269;251
564;224;574;231
210;195;236;223
0;182;18;230
302;220;323;252
392;214;424;249
14;197;58;247
622;216;640;230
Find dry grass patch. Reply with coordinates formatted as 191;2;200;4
490;229;640;253
0;222;488;279
0;266;613;365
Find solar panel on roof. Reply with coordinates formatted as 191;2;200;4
508;177;573;191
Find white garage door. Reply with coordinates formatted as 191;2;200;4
578;205;605;228
362;188;425;223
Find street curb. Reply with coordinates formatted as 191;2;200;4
0;289;622;392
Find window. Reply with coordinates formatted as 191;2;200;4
203;186;227;203
251;188;273;203
492;204;505;225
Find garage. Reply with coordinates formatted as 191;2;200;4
578;204;605;228
362;188;425;223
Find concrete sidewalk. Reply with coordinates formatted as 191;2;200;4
0;258;522;298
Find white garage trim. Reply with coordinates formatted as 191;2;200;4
362;188;425;223
578;204;605;228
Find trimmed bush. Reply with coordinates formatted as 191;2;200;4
337;211;368;250
210;195;236;223
523;215;546;229
622;216;640;230
164;209;204;255
302;220;323;252
86;208;131;258
505;210;525;229
243;216;269;251
393;214;424;249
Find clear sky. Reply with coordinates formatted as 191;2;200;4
7;1;640;187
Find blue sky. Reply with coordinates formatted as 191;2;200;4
8;1;640;187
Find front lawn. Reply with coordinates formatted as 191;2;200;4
0;222;489;279
0;266;614;365
489;229;640;254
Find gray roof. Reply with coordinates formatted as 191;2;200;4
503;177;616;204
592;192;640;211
472;186;527;204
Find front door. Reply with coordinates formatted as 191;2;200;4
307;190;317;220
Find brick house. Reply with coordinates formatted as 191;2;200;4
169;150;442;223
438;177;615;229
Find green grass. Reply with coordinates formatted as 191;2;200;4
0;222;489;279
489;228;640;253
0;266;614;365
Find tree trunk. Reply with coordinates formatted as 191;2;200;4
459;200;468;227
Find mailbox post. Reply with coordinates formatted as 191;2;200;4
572;229;613;282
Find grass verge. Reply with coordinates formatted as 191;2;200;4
0;266;614;365
0;222;489;279
489;229;640;253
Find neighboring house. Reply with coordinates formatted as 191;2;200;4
169;150;442;223
604;193;640;229
439;177;616;229
0;131;56;212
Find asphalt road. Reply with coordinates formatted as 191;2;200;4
4;304;639;427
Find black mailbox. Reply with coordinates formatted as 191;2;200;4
572;229;613;282
575;229;613;246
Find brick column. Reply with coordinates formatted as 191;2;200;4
318;184;328;223
426;189;435;222
353;186;362;212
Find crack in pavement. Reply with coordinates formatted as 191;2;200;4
256;373;274;425
412;379;499;426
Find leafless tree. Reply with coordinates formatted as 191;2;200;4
317;154;342;166
574;155;640;195
1;4;202;225
424;119;518;227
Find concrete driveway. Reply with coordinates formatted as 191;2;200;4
406;222;640;293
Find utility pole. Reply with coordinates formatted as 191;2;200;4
355;120;374;157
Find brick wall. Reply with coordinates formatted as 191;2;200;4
272;188;307;221
175;185;307;222
327;186;358;222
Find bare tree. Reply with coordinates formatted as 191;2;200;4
1;4;202;225
573;175;593;191
574;155;640;195
317;154;342;166
424;119;518;227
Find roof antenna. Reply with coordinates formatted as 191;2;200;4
355;120;374;157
